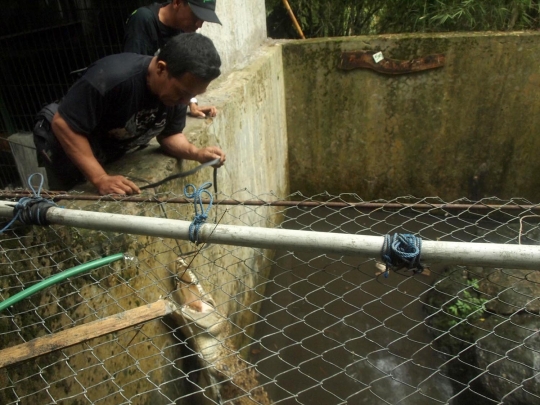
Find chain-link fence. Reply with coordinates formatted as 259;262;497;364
1;190;539;404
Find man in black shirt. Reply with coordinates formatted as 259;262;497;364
35;33;225;195
124;0;221;118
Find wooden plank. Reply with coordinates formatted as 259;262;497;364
0;299;177;368
8;132;49;189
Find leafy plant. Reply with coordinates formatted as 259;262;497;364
266;0;540;39
444;278;488;327
266;0;387;38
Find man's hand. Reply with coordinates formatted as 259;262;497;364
93;174;141;196
195;146;226;167
188;102;217;118
158;133;225;167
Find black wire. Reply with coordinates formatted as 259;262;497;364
139;158;221;190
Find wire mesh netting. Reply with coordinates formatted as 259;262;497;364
0;190;539;405
0;0;148;135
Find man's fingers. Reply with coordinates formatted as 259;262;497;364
103;185;131;196
122;178;140;194
98;176;141;196
197;105;217;117
211;152;226;166
210;148;226;164
203;107;217;117
189;111;206;118
111;186;129;196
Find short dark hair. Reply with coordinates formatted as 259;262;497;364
157;33;221;81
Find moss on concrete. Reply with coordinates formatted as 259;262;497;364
283;32;540;201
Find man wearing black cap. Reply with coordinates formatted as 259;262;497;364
124;0;221;118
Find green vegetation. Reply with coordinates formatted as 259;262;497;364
267;0;540;38
445;278;488;327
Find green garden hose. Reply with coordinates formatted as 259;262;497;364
0;253;125;313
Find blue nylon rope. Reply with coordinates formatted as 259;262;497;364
184;182;213;244
380;233;424;278
1;173;57;234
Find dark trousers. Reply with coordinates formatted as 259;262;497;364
33;118;85;191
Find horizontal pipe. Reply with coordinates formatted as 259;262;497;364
1;201;540;270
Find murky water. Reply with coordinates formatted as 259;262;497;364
250;207;502;405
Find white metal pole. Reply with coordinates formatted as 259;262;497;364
1;201;540;270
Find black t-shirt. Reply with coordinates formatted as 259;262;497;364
58;53;186;163
124;2;183;56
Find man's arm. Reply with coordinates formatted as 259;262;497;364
157;132;226;166
51;113;141;195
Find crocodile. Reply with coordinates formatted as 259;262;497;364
170;257;272;404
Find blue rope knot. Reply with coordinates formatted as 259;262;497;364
381;233;424;278
1;173;57;234
184;182;213;244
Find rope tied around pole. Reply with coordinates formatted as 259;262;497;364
185;182;213;244
380;233;425;278
0;173;57;234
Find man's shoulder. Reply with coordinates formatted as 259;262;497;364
127;2;163;24
90;53;151;70
84;54;152;93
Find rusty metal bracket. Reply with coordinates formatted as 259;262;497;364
338;51;445;75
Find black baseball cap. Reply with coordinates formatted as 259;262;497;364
188;0;222;25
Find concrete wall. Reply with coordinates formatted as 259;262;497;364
283;32;540;201
200;0;268;74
